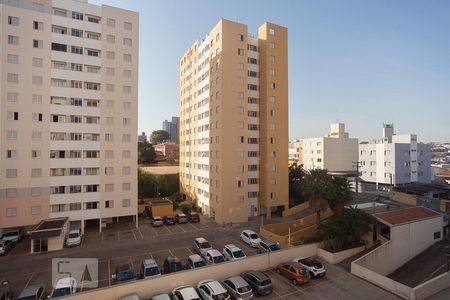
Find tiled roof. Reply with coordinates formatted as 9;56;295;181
375;207;441;226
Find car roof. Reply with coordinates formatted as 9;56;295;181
55;277;75;288
150;294;171;300
173;286;198;298
18;284;44;297
177;213;186;217
224;276;248;288
242;229;256;234
119;293;140;300
189;254;204;262
195;237;208;243
243;270;269;281
224;244;241;251
282;261;304;269
207;249;222;256
117;263;132;271
260;239;276;246
199;279;227;294
143;258;158;267
154;216;162;219
68;229;80;234
165;256;181;263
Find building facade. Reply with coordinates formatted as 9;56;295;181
162;116;179;142
0;0;138;234
138;131;147;143
288;139;302;165
179;19;288;223
302;123;358;173
359;124;432;186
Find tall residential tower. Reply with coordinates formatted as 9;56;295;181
0;0;138;234
179;19;288;223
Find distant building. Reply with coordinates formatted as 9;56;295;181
302;123;358;174
138;132;148;143
162;116;180;142
154;142;177;157
288;140;303;165
359;123;432;187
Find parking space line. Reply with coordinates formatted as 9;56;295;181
168;249;174;256
131;230;137;240
185;247;194;255
108;259;111;286
148;252;153;259
137;229;144;239
176;223;186;233
24;272;35;290
272;289;286;300
186;222;197;230
129;256;134;268
150;226;159;236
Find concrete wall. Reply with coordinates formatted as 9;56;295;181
414;271;450;300
318;245;366;264
282;201;309;217
392;191;417;206
64;243;319;300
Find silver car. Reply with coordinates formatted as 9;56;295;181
193;237;212;258
222;276;253;300
152;216;164;227
16;284;46;300
149;294;171;300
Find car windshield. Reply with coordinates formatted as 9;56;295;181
233;250;245;258
17;296;37;300
237;285;251;293
260;279;271;286
154;218;162;221
172;262;183;271
166;216;174;220
68;233;79;238
269;244;280;251
298;268;307;275
250;233;259;239
5;232;17;237
200;242;211;248
194;260;206;268
117;270;134;281
52;287;71;297
213;255;225;263
145;267;160;277
213;292;229;300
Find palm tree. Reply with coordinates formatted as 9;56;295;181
301;169;333;225
342;207;375;247
328;176;353;215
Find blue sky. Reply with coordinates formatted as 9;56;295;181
91;0;450;142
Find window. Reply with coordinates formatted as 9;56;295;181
270;192;277;199
270;82;276;89
122;199;131;207
248;70;258;78
122;183;131;190
86;65;100;73
238;34;244;41
105;167;114;175
6;169;17;178
87;49;100;57
71;46;83;55
106;84;114;92
237;136;244;144
32;76;43;85
123;38;132;46
106;18;116;27
7;93;18;102
122;150;131;158
33;21;43;30
33;39;43;49
248;58;258;65
269;42;275;49
248;84;258;91
123;86;132;94
269;28;276;35
238;165;244;173
7;131;18;140
7;54;19;64
270;68;276;76
270;96;276;103
32;57;43;67
105;52;115;61
105;133;114;142
270;137;277;144
270;124;276;130
237;180;244;188
123;102;131;110
31;168;42;177
434;231;441;239
123;54;132;62
31;187;41;196
8;35;19;45
32;113;43;122
32;131;42;140
124;22;132;30
270;55;276;63
31;206;41;215
106;100;114;108
238;48;244;56
87;15;101;23
31;150;41;159
106;35;115;43
123;70;132;78
72;11;83;20
105;200;114;208
8;16;19;26
71;28;83;37
122;134;131;142
7;111;19;121
31;95;43;104
106;117;114;125
7;150;17;159
7;73;18;83
6;208;17;217
105;184;114;192
6;189;17;198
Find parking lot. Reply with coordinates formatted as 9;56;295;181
0;217;399;299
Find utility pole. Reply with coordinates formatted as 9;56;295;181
352;161;362;194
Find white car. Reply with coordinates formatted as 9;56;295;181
172;285;201;300
240;230;261;247
222;244;247;261
292;257;326;278
197;279;230;300
152;216;164;227
66;229;82;247
205;249;226;265
193;237;212;258
2;229;23;244
50;277;77;298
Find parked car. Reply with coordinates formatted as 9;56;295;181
172;285;201;300
2;229;23;244
16;284;45;300
240;271;273;296
240;230;261;248
193;237;212;258
197;279;230;300
140;258;161;279
205;249;226;265
152;216;164;227
163;256;184;274
276;261;311;285
222;276;253;300
175;213;189;224
163;215;176;225
149;294;171;300
188;212;200;223
118;294;140;300
292;257;326;278
50;277;77;298
222;244;247;261
112;263;135;284
65;229;82;247
186;254;207;269
256;239;280;253
0;290;13;300
0;240;13;255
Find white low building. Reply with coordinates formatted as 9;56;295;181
302;123;358;173
359;124;432;187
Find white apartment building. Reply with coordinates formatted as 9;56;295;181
1;0;138;235
359;124;432;186
302;123;358;173
288;139;302;164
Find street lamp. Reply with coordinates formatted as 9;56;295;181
1;280;10;299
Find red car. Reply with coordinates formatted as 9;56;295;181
276;261;311;285
189;212;200;223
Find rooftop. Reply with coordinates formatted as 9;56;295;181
375;207;441;226
31;217;68;239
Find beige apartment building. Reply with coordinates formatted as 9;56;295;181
179;19;288;224
0;0;138;236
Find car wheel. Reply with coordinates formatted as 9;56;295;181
276;268;281;274
310;272;315;279
292;279;298;285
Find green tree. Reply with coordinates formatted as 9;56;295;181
138;141;156;164
301;169;333;225
288;163;305;207
328;176;353;215
166;145;179;163
150;130;170;145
